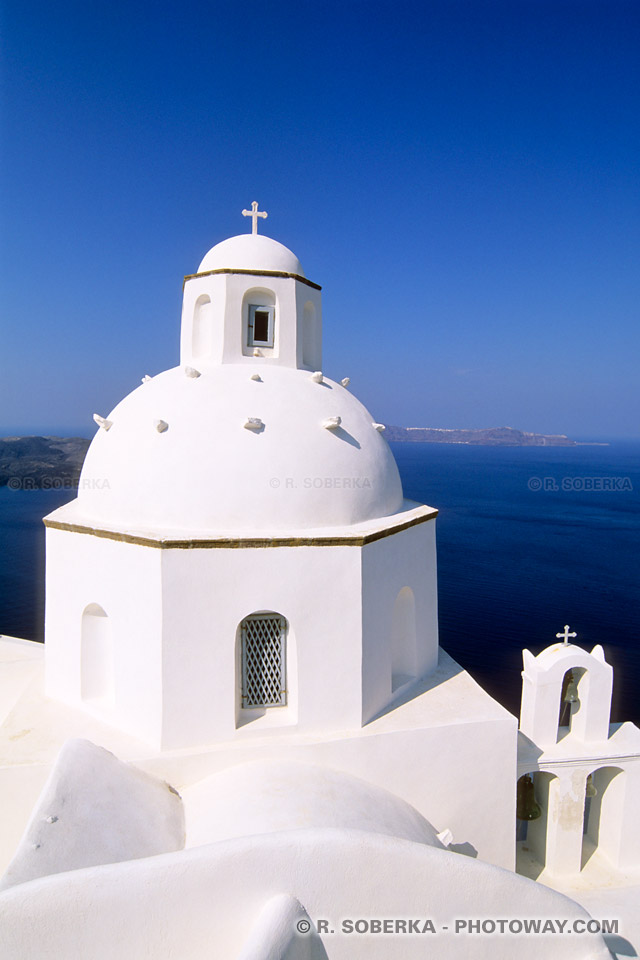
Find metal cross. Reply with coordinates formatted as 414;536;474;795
556;624;577;646
242;201;268;234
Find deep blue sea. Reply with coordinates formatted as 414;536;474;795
0;441;638;722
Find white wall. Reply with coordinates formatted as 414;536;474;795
361;521;438;723
45;528;164;747
0;764;51;878
161;521;439;749
46;516;440;751
159;543;363;748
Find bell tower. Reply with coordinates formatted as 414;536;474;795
517;628;640;878
519;628;613;746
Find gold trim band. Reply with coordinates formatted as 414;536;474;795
183;268;322;291
43;509;437;549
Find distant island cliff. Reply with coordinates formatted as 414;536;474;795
0;426;591;490
0;437;90;489
383;426;581;446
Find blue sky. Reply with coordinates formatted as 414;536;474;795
1;0;639;438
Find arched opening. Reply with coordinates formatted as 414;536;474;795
81;603;114;702
302;301;316;368
391;587;417;692
582;766;625;870
516;770;556;879
557;666;586;741
237;612;288;719
192;294;213;360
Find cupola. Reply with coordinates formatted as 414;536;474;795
180;202;322;370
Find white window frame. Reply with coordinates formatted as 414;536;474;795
248;304;275;347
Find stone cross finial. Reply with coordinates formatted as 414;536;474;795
242;201;268;234
556;624;577;646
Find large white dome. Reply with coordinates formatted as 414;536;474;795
78;365;403;533
197;234;305;277
183;761;445;848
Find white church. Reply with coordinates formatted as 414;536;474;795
0;206;639;958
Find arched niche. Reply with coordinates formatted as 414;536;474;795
391;587;417;692
81;603;114;702
302;301;316;368
242;288;276;357
516;770;557;878
192;294;213;360
557;666;587;741
582;766;626;870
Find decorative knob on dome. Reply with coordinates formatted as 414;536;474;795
322;416;342;430
93;414;112;432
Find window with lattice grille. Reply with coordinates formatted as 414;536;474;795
241;614;287;708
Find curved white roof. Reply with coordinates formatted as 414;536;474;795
78;365;403;533
197;234;305;277
183;761;445;848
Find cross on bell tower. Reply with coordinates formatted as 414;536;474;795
242;201;268;235
556;624;577;646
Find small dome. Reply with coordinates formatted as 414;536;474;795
183;761;445;849
78;365;403;534
197;234;305;277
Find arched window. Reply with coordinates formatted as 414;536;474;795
81;603;114;702
240;613;287;708
391;587;417;691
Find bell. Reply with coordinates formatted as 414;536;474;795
585;774;597;798
562;670;580;705
517;774;542;821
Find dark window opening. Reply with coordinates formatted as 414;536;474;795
253;310;270;342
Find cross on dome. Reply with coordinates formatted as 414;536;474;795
242;201;268;234
556;624;577;646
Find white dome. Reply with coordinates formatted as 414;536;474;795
79;365;403;533
183;761;445;849
197;234;305;277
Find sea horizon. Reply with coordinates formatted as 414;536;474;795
2;428;640;443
